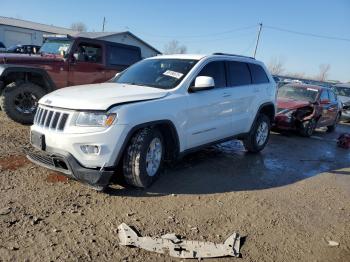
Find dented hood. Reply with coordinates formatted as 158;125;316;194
277;98;311;110
39;83;169;110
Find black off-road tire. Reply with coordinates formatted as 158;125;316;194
243;114;271;153
123;127;164;188
299;119;317;137
1;82;46;125
327;113;340;133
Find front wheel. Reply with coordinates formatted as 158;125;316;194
123;127;164;188
299;119;316;137
243;114;271;153
0;82;46;124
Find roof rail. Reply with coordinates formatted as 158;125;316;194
212;53;255;60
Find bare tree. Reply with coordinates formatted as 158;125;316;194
315;64;331;81
163;40;187;54
71;22;87;32
268;57;285;75
285;72;306;79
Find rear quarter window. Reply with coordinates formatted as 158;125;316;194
107;45;141;66
248;63;270;84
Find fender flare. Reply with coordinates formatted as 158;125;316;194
0;64;56;93
111;120;180;168
249;102;276;132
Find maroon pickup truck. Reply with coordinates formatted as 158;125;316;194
0;35;142;124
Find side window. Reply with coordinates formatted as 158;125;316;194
227;61;251;87
320;90;329;101
248;63;269;84
328;90;337;102
107;45;141;66
74;43;102;63
197;61;226;88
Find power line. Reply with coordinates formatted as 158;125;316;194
132;25;257;39
264;25;350;42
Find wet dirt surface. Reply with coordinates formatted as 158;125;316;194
0;111;349;262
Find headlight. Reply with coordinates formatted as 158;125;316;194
279;109;295;117
75;112;116;127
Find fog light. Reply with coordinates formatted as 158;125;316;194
80;145;101;155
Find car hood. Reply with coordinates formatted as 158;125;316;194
337;95;350;104
39;83;169;110
0;53;63;64
277;98;311;110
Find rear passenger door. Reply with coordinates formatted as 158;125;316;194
327;90;339;124
185;61;233;148
226;61;256;134
318;90;331;126
247;63;271;130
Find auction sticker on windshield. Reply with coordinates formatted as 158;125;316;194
163;70;183;79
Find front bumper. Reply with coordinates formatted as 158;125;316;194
27;149;114;189
273;114;295;130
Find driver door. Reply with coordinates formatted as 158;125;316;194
68;42;107;86
184;61;233;149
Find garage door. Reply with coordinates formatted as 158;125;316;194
4;30;32;47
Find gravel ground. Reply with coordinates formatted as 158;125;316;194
0;111;349;262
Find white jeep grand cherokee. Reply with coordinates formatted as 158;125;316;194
27;53;276;190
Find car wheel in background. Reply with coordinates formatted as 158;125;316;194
300;118;317;137
0;82;46;125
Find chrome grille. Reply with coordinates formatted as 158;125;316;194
34;106;69;131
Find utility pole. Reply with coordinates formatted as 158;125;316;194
253;23;263;58
102;17;106;32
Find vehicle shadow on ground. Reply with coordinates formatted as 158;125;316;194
106;126;350;197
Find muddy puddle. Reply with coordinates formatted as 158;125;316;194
0;155;30;171
45;172;69;183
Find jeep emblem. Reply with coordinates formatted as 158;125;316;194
45;99;52;104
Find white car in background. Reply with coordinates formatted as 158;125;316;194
333;84;350;120
27;53;276;191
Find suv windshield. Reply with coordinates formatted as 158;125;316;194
334;86;350;97
114;59;198;89
278;85;319;102
40;39;72;55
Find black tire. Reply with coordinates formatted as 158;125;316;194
243;114;271;153
123;127;164;188
0;82;46;124
327;113;340;133
299;119;316;137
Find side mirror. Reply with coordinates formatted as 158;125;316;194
320;99;330;105
189;76;215;92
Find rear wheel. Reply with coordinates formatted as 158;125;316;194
243;114;271;153
0;82;46;124
123;127;164;188
327;113;340;132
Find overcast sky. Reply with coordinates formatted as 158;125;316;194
1;0;350;82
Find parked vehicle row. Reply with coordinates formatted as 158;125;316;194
27;53;276;190
0;43;344;191
0;35;142;124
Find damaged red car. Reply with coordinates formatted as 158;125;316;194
275;84;341;137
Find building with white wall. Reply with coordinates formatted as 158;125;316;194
0;16;161;57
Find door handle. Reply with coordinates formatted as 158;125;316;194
222;93;231;98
